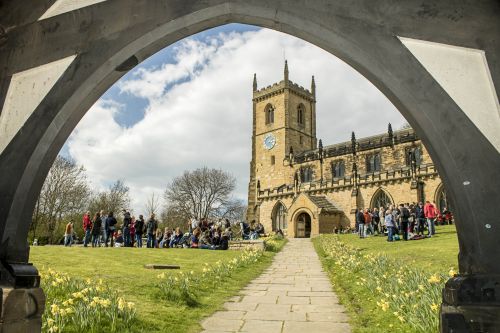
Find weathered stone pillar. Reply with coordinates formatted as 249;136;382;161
0;263;45;333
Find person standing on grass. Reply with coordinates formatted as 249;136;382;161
415;202;426;235
91;212;101;247
146;213;158;248
385;209;395;242
122;210;132;247
424;200;436;237
82;211;92;247
64;221;74;246
399;203;410;241
356;208;365;238
134;215;145;248
372;208;380;235
364;208;373;236
105;211;117;247
129;216;136;247
99;210;107;246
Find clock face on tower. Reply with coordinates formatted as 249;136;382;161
263;134;276;150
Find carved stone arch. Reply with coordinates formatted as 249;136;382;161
370;187;394;209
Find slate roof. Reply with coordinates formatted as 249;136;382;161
307;195;341;213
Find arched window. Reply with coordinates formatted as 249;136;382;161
297;104;305;126
265;104;274;125
371;189;393;209
331;160;345;178
406;146;422;166
272;202;287;231
366;153;381;172
300;167;313;182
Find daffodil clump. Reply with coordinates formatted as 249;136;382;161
317;236;456;333
41;268;136;333
263;232;287;252
156;249;263;306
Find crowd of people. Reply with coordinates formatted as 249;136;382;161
63;211;267;250
354;200;453;242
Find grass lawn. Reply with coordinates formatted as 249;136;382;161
335;224;459;273
313;225;459;333
30;245;279;333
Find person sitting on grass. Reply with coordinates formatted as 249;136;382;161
199;230;213;249
214;231;230;250
114;230;124;247
191;228;201;248
169;227;183;248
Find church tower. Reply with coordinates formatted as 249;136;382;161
246;61;317;223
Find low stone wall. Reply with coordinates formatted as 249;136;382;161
228;240;265;251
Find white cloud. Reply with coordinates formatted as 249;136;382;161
67;28;405;214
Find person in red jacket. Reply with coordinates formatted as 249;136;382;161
83;211;92;247
424;201;436;237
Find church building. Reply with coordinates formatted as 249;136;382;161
246;62;448;237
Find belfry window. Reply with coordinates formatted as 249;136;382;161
331;160;345;178
366;153;381;172
297;104;305;126
271;155;275;165
300;167;313;182
265;104;274;125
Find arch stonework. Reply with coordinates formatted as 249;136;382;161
0;1;499;331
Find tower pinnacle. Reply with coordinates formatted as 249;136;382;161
253;73;257;91
311;75;316;96
284;60;289;83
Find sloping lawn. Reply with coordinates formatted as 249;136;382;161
30;244;280;333
314;225;459;333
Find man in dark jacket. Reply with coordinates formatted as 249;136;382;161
415;202;426;235
122;210;132;247
104;212;117;247
146;213;158;248
134;215;145;248
399;203;411;240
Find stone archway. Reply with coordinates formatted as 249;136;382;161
0;1;499;331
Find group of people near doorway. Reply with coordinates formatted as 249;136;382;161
355;201;453;242
64;212;266;250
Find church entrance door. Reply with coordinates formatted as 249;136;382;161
296;213;311;238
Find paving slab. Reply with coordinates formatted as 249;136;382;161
199;238;350;332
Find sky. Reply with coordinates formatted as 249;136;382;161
62;24;406;215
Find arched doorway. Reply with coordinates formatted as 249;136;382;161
272;202;287;231
296;212;311;238
370;189;393;210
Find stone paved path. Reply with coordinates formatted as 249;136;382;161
200;238;351;333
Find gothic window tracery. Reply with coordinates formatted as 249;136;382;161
272;202;287;231
371;189;393;209
299;166;313;182
405;146;422;166
331;160;345;178
366;152;381;172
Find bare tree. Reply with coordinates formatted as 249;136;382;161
399;122;412;130
87;179;131;215
164;167;236;220
144;192;161;217
31;156;90;243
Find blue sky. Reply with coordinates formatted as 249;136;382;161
64;23;405;214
